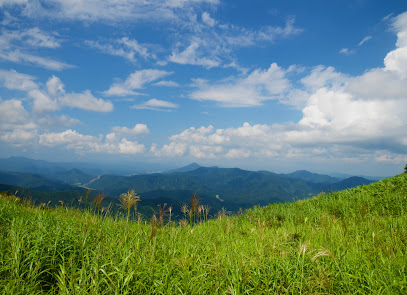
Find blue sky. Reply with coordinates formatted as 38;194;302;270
0;0;407;176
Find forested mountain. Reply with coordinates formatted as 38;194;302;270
0;158;376;213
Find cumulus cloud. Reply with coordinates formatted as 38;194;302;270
0;98;35;129
112;124;150;135
39;129;146;155
190;63;291;107
154;12;407;164
0;71;113;113
1;129;37;145
60;91;113;112
0;69;37;91
105;69;172;96
0;98;39;145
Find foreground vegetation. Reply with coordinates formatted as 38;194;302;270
1;174;406;294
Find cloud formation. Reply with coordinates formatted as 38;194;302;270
105;69;172;96
190;63;291;107
86;37;155;63
39;127;147;155
1;0;219;23
153;12;407;164
132;99;179;111
0;27;72;70
0;70;113;112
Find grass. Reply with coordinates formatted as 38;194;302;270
0;173;407;294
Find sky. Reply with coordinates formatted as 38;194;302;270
0;0;407;176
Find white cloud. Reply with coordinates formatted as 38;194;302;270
339;48;355;55
0;27;71;70
358;35;372;46
0;27;60;48
153;80;179;87
0;50;73;70
105;69;172;96
225;148;250;159
202;12;215;27
0;69;37;91
0;70;113;113
1;129;37;144
36;115;80;128
3;0;219;23
151;142;187;157
300;66;347;91
46;75;64;97
118;139;145;154
190;63;290;107
86;37;154;62
169;41;220;68
0;0;28;7
0;98;81;145
60;91;113;112
0;98;38;145
112;124;150;135
39;129;146;155
28;89;59;113
168;16;302;68
132;98;178;111
0;99;32;127
153;12;407;163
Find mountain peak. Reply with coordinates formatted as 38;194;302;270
167;163;202;173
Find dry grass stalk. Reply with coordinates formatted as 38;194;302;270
149;214;158;242
85;189;91;203
217;207;227;220
168;206;173;223
312;248;335;262
181;204;188;220
118;189;140;221
93;193;106;213
157;203;170;227
189;193;199;223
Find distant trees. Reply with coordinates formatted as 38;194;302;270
404;164;407;173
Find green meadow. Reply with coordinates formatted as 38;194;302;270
1;173;406;294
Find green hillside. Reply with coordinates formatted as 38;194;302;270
0;171;73;192
0;173;406;294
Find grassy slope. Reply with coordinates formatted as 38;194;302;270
0;174;406;294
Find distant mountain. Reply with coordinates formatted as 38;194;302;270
166;163;202;173
325;176;373;191
283;170;342;184
166;163;220;173
0;156;67;176
0;156;380;214
54;168;93;185
328;172;386;182
88;167;322;210
0;156;158;179
0;171;74;192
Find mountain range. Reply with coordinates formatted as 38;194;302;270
0;157;378;214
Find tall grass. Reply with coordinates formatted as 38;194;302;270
1;174;406;294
